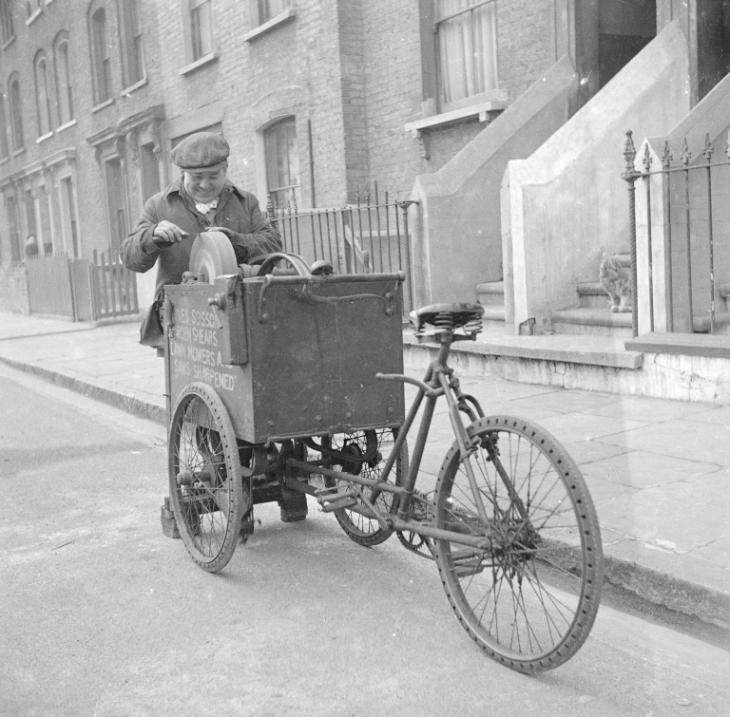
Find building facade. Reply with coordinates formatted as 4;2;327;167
0;0;727;336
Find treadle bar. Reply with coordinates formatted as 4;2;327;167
282;476;319;496
287;459;495;548
286;458;410;495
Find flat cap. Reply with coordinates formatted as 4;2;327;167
172;131;229;169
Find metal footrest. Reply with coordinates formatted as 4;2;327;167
160;496;180;539
279;489;309;522
315;485;358;512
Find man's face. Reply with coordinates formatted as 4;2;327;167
183;163;228;203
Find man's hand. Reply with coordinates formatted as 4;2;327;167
151;220;187;247
208;226;248;263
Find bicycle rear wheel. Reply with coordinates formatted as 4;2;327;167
324;428;403;547
434;415;603;672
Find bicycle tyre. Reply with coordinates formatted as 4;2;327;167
168;383;247;573
434;415;603;672
324;428;403;547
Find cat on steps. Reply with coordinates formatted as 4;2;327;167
599;253;632;313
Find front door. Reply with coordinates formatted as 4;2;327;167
598;0;657;87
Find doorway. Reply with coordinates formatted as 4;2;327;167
696;0;730;100
598;0;657;87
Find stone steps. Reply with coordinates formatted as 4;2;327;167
577;280;611;310
475;280;504;306
475;280;508;331
476;277;634;338
550;307;633;337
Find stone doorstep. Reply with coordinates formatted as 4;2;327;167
407;327;730;368
551;307;633;329
403;331;643;370
626;331;730;359
475;280;505;307
480;306;506;322
576;281;613;309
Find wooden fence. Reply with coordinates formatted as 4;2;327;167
26;251;139;321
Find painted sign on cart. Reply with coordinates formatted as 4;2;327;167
170;305;236;392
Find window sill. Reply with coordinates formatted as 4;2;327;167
26;8;43;26
1;35;15;51
0;156;9;165
243;8;295;42
57;119;77;133
11;147;25;158
36;131;54;144
121;76;148;97
92;98;115;113
404;97;507;135
179;53;218;76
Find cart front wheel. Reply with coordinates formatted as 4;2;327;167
434;415;603;672
169;383;248;572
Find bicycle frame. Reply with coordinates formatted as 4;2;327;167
286;328;494;550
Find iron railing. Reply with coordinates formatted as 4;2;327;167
623;130;730;336
267;191;417;315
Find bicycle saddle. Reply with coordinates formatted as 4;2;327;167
411;302;484;332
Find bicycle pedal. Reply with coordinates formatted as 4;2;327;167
451;550;486;577
315;487;358;512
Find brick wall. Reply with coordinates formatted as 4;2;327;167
357;0;557;193
497;0;555;99
0;0;169;264
360;0;425;196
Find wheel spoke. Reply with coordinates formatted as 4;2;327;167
434;416;603;672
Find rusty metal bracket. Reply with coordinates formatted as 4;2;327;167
293;282;399;317
256;271;405;323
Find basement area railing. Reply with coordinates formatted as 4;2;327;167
624;129;730;337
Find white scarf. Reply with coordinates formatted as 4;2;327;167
195;199;218;215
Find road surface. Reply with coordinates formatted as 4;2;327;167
1;365;728;716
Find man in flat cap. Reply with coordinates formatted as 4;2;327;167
121;131;281;347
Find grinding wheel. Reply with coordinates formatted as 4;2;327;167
189;231;238;283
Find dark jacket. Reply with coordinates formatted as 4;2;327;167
120;178;281;295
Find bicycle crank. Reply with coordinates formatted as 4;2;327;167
397;529;435;559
